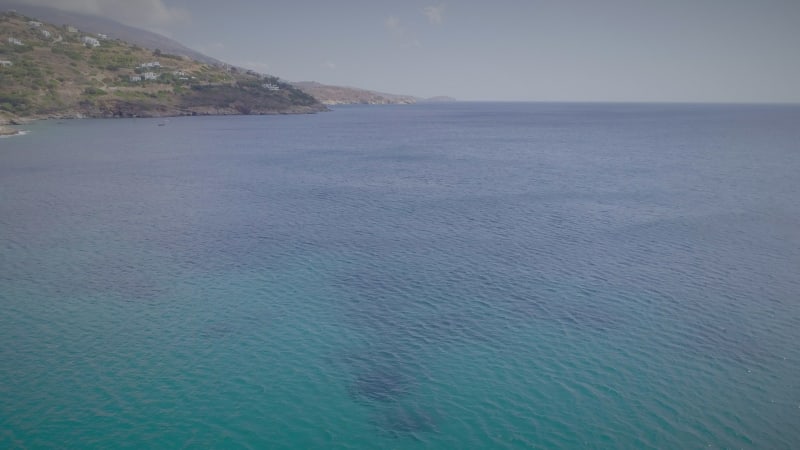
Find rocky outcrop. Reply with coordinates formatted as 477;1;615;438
0;125;19;136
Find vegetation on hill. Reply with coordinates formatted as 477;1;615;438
0;12;325;121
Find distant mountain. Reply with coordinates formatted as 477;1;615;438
292;81;417;105
0;1;221;64
0;12;324;121
418;96;457;103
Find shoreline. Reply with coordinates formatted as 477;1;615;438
0;105;329;128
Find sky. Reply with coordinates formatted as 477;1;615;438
12;0;800;102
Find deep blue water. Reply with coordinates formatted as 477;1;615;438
1;103;799;448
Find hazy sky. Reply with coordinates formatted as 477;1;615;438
15;0;800;102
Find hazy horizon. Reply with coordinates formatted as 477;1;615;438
5;0;800;103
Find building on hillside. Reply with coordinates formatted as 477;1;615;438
139;61;161;69
66;26;78;33
82;36;100;47
142;72;158;81
173;70;186;76
28;21;42;28
97;33;109;40
262;83;280;91
0;60;13;67
7;37;23;46
40;29;51;39
129;75;142;82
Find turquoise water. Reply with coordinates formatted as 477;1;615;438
1;103;799;448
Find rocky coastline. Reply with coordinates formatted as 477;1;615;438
0;125;19;136
0;102;327;126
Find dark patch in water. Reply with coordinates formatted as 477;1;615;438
350;368;414;403
371;405;437;436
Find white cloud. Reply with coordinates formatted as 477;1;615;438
21;0;190;28
385;16;403;35
385;16;421;48
423;4;445;24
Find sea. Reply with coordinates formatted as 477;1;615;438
1;103;799;448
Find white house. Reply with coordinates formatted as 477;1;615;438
262;83;280;91
97;33;109;40
142;72;158;81
7;37;23;46
139;61;161;69
0;60;13;67
66;26;78;33
173;70;186;76
28;21;42;28
82;36;100;47
40;29;51;39
129;75;142;82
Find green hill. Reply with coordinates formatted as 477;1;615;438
0;11;325;122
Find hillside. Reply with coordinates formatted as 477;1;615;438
0;12;324;122
0;1;221;65
292;81;417;105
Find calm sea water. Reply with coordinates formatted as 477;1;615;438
1;103;799;448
